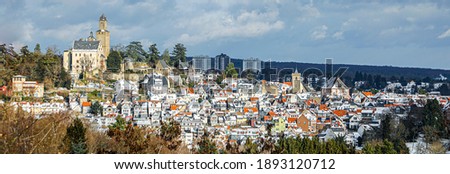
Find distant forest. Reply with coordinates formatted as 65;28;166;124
263;61;450;81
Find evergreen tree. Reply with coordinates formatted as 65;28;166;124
392;138;409;154
399;76;407;86
354;71;362;81
58;68;72;89
438;84;450;95
106;50;122;72
367;74;373;86
197;131;217;154
64;118;87;154
381;114;393;140
171;43;186;68
243;137;259;154
362;140;397;154
126;41;147;62
216;74;224;85
34;43;41;55
34;48;60;89
20;46;30;56
148;44;160;65
423;99;445;137
90;101;103;116
110;116;127;131
389;76;397;82
374;75;381;89
225;62;238;78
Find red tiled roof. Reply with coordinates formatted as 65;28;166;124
170;104;178;111
287;117;297;123
333;110;347;117
82;102;91;107
188;88;194;94
363;92;374;97
244;107;258;113
319;104;328;111
268;110;276;117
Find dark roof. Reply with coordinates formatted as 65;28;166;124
324;77;348;89
73;40;100;50
325;77;337;88
100;14;107;21
179;60;188;69
160;60;169;68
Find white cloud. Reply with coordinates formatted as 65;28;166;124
311;25;328;40
167;10;284;46
332;31;344;40
379;26;414;36
42;22;93;41
438;29;450;39
342;18;358;28
297;3;321;21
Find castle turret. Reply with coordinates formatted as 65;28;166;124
96;14;110;57
87;31;95;41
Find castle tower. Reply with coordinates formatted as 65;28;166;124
96;14;110;58
292;68;304;93
87;31;95;41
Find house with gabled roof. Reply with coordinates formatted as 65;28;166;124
155;59;171;75
322;77;350;99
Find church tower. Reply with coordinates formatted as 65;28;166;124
292;68;304;93
96;14;110;57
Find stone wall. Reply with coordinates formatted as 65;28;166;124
104;72;144;82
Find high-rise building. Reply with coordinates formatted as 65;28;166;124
243;58;261;72
214;53;230;71
192;56;212;71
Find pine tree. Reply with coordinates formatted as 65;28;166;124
34;43;41;55
148;44;160;65
90;101;103;116
64;118;88;154
381;114;392;140
243;137;259;154
126;41;147;62
423;99;445;137
171;43;186;68
58;68;72;89
197;131;217;154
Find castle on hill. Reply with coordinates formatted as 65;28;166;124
63;14;111;79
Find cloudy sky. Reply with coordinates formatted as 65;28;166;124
1;0;450;69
